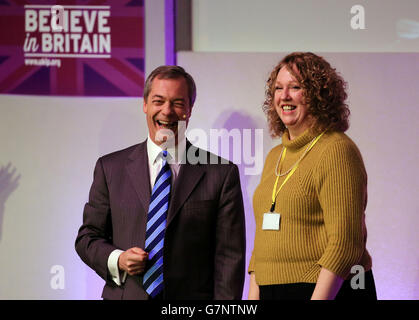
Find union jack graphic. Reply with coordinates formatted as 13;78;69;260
0;0;144;96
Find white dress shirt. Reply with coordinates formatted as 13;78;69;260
107;136;185;286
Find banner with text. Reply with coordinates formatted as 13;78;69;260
0;0;144;96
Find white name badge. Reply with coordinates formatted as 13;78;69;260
262;213;281;230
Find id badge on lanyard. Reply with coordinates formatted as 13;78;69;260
262;212;281;230
262;131;325;231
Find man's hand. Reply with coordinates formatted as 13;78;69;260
118;247;148;275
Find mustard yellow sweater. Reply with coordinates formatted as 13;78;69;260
249;129;372;285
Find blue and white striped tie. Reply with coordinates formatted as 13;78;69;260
143;150;171;298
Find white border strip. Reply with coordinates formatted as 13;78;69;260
24;53;111;58
24;5;110;9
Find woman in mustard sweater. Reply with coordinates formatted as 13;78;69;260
248;52;377;300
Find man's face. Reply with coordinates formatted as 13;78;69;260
143;77;192;145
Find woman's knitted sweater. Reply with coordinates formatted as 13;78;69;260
248;129;372;284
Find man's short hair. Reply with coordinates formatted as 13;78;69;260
143;65;197;106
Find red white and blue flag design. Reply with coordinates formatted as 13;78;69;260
0;0;144;96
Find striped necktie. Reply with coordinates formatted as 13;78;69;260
143;150;171;298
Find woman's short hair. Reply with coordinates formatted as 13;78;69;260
263;52;350;137
144;65;197;106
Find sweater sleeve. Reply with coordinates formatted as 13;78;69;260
314;139;368;279
248;250;255;274
247;145;282;274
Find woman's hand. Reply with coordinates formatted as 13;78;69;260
248;272;260;300
311;267;344;300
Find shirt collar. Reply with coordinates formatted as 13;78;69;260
146;135;186;165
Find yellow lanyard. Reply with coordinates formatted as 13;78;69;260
270;131;326;212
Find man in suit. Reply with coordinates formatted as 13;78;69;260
75;65;246;300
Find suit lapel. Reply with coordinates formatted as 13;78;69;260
125;140;206;227
166;143;206;227
125;140;151;214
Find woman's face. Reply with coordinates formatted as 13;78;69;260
274;66;312;138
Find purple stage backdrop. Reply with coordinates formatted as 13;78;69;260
0;0;144;97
